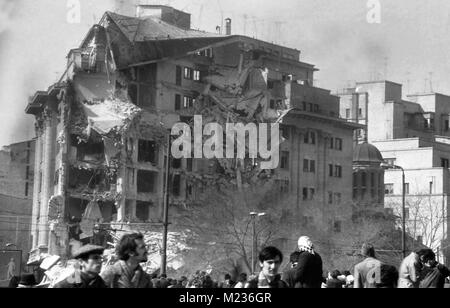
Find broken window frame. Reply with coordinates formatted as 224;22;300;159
183;96;194;108
280;151;289;169
138;140;159;165
184;67;194;80
136;170;158;194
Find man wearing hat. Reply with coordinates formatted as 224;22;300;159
53;244;107;288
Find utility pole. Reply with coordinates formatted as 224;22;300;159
160;133;172;276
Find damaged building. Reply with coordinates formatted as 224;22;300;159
25;5;361;267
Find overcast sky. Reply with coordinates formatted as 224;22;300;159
1;0;450;147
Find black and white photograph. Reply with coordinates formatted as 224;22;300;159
0;0;450;293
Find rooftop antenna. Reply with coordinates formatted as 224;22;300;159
216;0;224;34
252;16;258;39
243;14;248;35
429;72;434;92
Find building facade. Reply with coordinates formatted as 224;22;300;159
25;6;360;267
338;80;450;265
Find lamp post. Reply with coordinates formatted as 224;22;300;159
381;162;406;258
160;133;172;276
250;212;266;274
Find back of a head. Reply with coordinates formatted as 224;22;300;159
238;273;247;282
420;249;436;263
116;233;144;261
290;251;301;263
224;274;231;280
361;243;376;258
331;270;341;279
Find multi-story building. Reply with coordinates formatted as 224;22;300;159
338;80;450;265
0;140;35;256
25;6;360;267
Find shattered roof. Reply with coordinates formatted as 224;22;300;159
104;12;223;42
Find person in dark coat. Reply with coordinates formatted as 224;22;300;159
326;270;344;288
53;244;107;288
419;249;450;288
284;236;323;288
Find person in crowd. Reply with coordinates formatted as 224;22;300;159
326;270;344;288
219;273;234;288
282;251;301;287
398;249;430;288
354;243;398;288
54;244;107;288
234;273;249;288
158;273;169;288
17;274;38;288
100;233;153;288
246;246;288;288
418;249;450;288
284;236;323;288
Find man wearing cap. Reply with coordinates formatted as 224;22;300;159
53;244;107;288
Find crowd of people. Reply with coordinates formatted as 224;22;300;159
8;233;450;288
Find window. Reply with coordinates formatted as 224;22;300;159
136;201;151;221
361;172;367;187
281;151;289;169
128;65;156;108
197;48;213;58
25;166;30;180
138;140;158;164
270;99;276;109
404;183;410;195
308;103;314;112
172;158;182;169
175;94;181;111
172;174;181;196
302;101;307;111
333;221;342;233
329;138;334;149
281;126;290;140
358;108;362;117
385;158;396;166
176;66;182;86
335;165;342;178
186;158;193;172
186;183;193;198
385;184;394;195
334;193;342;205
335;138;343;151
328;192;333;204
345;109;350;119
277;180;289;193
183;96;194;108
446;120;449;132
25;182;29;197
184;67;193;80
137;170;157;193
302;188;308;200
193;70;201;81
313;104;319;113
303;159;316;173
441;158;449;169
429;181;433;194
267;80;274;89
329;164;334;177
304;131;316;144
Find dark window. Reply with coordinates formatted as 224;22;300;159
302;101;307;111
175;94;181;111
172;159;182;169
270;100;276;109
310;132;316;144
73;135;104;162
310;160;316;173
302;188;308;200
25;182;29;197
335;138;343;151
137;170;157;193
334;221;342;233
328;192;333;204
345;109;350;118
361;172;367;186
136;201;152;221
309;188;315;200
267;80;274;89
187;158;193;172
308;103;314;112
281;126;290;140
172;174;181;196
358;108;363;117
303;159;309;172
128;83;138;105
281;151;289;169
313;104;319;113
25;166;30;180
441;158;449;168
186;183;193;198
138;140;158;164
329;164;334;177
446;120;449;132
176;66;182;86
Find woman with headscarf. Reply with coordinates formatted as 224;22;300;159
284;236;323;288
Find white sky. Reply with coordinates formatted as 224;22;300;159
1;0;450;147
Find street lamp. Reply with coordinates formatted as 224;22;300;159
381;161;406;258
250;212;266;274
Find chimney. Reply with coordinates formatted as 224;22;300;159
225;18;232;35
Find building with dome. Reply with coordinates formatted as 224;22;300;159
352;143;385;207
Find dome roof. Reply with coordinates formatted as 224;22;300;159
353;143;383;164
